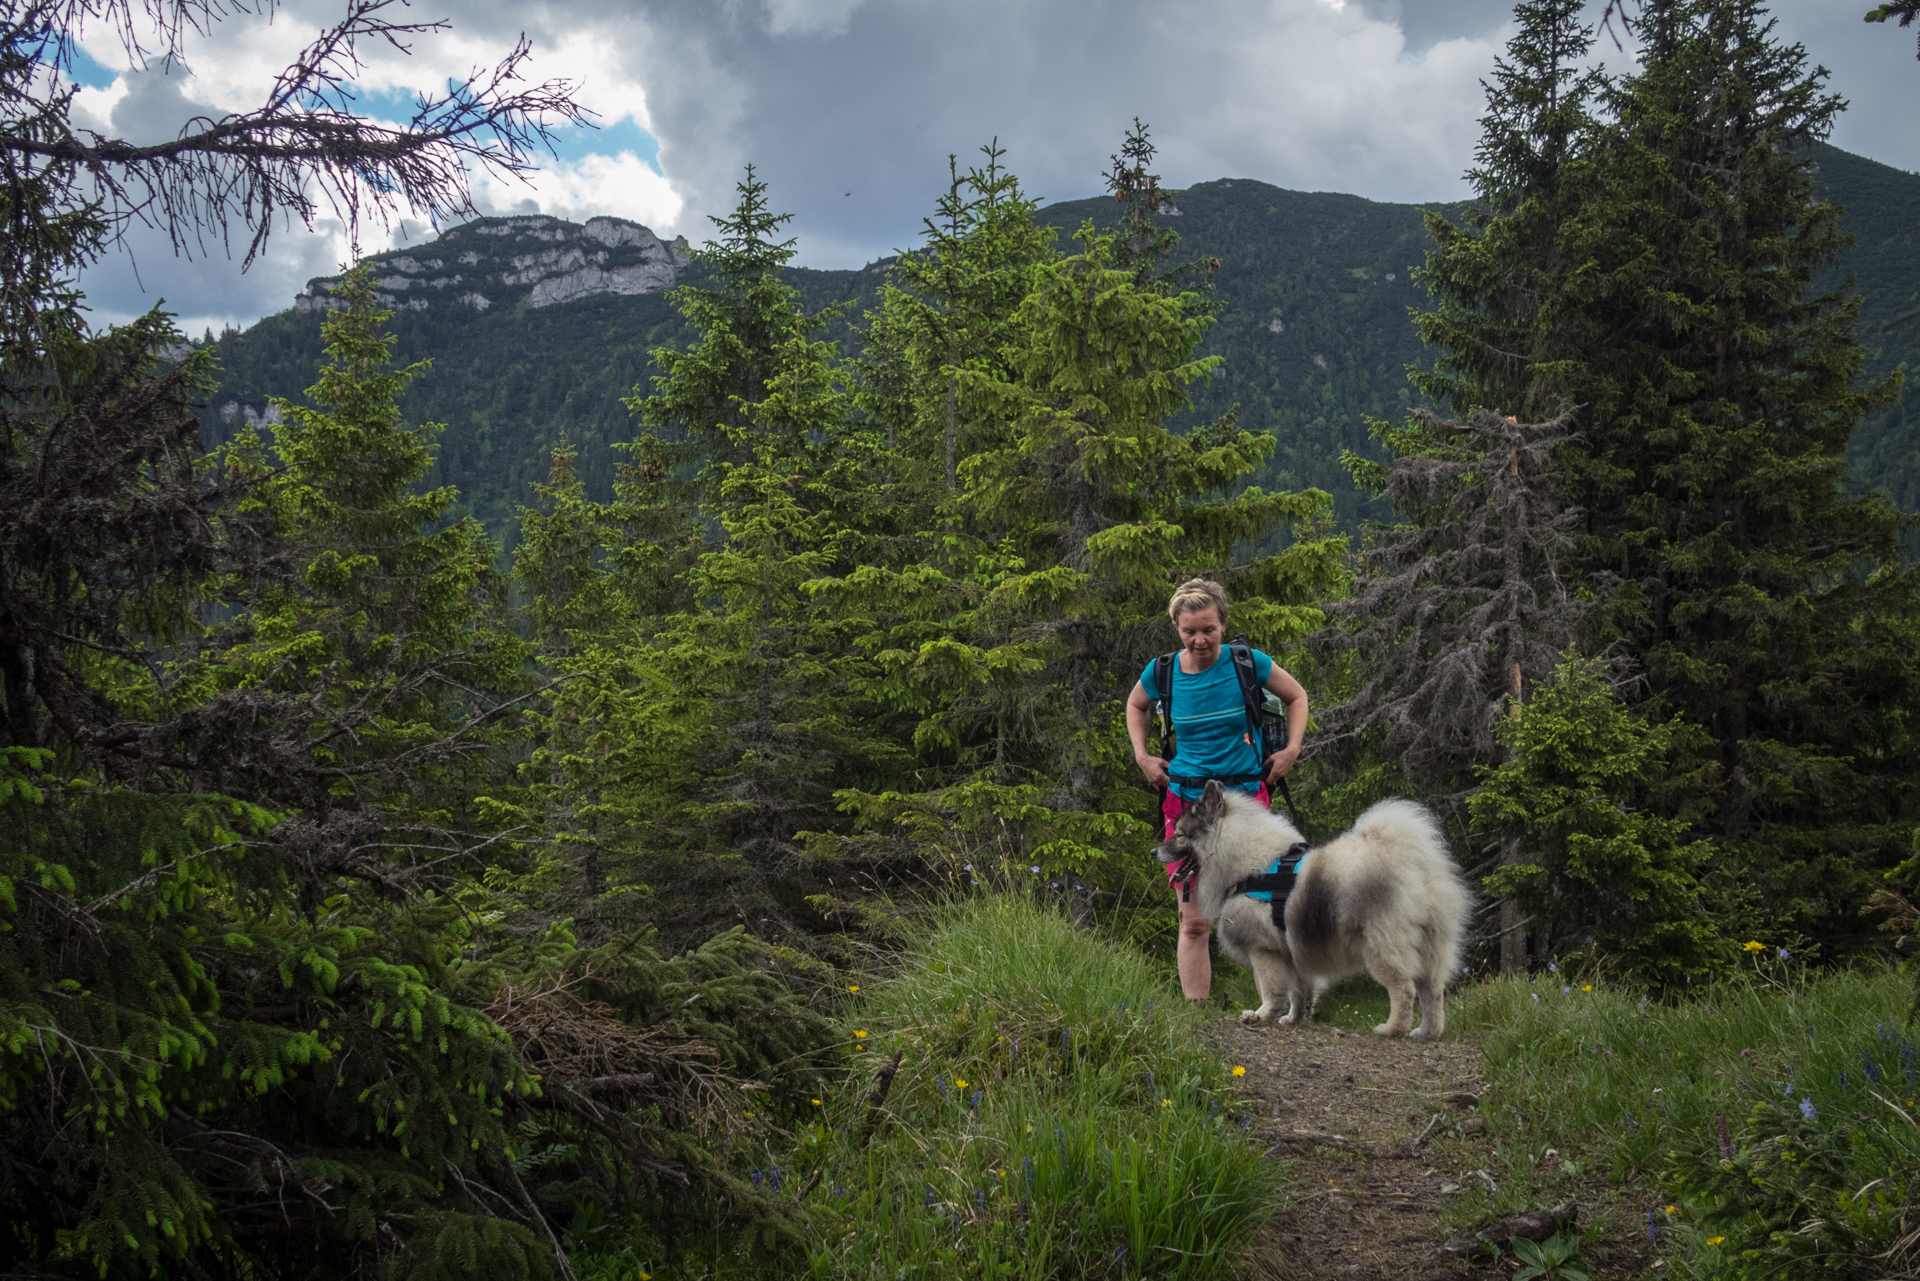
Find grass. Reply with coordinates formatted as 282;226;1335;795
795;896;1283;1280
1450;957;1920;1279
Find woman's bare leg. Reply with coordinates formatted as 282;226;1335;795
1177;887;1211;1000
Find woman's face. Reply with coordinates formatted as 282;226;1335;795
1175;606;1223;662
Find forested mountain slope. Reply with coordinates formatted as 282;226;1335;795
199;143;1920;540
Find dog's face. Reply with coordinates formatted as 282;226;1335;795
1151;779;1231;868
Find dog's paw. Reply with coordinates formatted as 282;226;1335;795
1273;1012;1299;1025
1238;1009;1267;1025
1408;1026;1436;1041
1372;1022;1407;1037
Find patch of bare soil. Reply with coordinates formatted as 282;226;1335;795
1209;1019;1656;1281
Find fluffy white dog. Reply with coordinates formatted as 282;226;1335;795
1158;781;1472;1038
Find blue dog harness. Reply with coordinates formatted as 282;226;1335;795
1231;842;1312;926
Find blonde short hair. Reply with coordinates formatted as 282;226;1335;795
1168;578;1230;625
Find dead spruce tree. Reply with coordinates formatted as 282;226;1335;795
1313;406;1592;970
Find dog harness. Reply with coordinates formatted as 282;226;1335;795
1230;841;1312;928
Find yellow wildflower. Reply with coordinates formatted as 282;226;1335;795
811;1098;822;1106
1232;1066;1246;1077
1742;941;1765;953
848;984;860;992
1581;985;1593;992
1707;1237;1725;1246
955;1079;968;1089
1665;1205;1677;1215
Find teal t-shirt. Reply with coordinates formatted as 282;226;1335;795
1138;648;1275;800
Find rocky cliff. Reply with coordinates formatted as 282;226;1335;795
294;215;692;314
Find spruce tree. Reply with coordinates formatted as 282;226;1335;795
1414;0;1602;421
859;142;1056;496
1419;0;1920;955
823;224;1347;918
1104;118;1214;295
1565;0;1918;950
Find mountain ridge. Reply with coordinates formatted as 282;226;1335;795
198;143;1920;540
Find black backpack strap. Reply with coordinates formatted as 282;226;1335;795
1151;652;1178;892
1226;636;1310;837
1226;636;1266;756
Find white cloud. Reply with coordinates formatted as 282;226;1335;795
470;150;685;229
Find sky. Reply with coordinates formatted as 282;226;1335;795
57;0;1920;337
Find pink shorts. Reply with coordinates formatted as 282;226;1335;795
1162;783;1270;888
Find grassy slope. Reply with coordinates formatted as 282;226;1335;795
570;896;1283;1280
1451;962;1919;1279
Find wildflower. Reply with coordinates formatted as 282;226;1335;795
811;1098;822;1107
1162;1098;1173;1108
1563;985;1571;995
1799;1097;1817;1120
848;985;860;993
751;1169;763;1187
1742;940;1765;953
1665;1206;1676;1215
1532;993;1540;1002
1030;865;1040;873
1644;1211;1658;1245
955;1079;968;1089
1582;984;1594;992
1707;1237;1725;1246
770;1166;782;1192
854;1030;868;1039
1232;1065;1247;1077
925;1188;934;1208
1778;947;1790;960
971;1089;982;1112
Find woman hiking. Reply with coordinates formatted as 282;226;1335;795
1125;578;1308;1002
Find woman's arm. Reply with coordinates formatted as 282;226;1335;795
1126;682;1169;788
1263;666;1308;783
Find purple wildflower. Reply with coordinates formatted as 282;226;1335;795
1799;1097;1817;1121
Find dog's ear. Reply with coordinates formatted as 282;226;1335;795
1196;779;1229;823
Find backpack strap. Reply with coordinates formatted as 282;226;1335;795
1226;636;1266;757
1226;636;1310;836
1151;652;1176;754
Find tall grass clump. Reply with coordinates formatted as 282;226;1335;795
1453;956;1918;1279
797;896;1281;1280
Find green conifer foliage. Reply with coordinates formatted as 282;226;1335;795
630;165;841;498
825;225;1347;918
1415;0;1920;957
1556;0;1920;949
859;142;1057;497
1469;660;1725;987
1414;0;1602;420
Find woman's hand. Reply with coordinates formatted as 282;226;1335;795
1136;753;1170;789
1264;745;1300;785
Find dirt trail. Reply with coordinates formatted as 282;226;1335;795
1209;1018;1492;1281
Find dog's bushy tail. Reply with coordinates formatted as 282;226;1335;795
1351;799;1473;990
